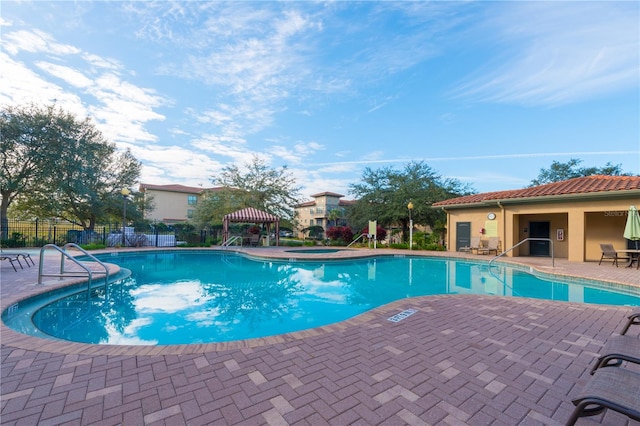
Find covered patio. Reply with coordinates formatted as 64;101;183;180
222;207;280;246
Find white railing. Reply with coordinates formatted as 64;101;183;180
222;235;242;248
347;233;368;248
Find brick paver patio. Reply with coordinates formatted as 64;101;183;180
1;248;639;425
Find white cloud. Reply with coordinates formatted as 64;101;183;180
2;28;167;147
0;52;86;114
452;2;639;106
36;61;93;89
122;142;222;185
3;29;80;56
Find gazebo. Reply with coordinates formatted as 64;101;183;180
222;207;280;246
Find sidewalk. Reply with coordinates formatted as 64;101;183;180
2;248;639;425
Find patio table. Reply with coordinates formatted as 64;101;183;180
618;249;640;269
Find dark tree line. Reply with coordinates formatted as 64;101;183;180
1;104;142;238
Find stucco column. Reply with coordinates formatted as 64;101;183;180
567;211;585;262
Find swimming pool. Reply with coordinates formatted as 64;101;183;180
285;248;348;254
4;250;640;346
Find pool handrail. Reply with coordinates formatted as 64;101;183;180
222;235;242;248
37;244;110;292
347;233;367;248
63;243;110;286
489;238;554;268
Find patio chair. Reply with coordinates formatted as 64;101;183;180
477;237;500;255
598;244;629;267
249;233;261;247
589;309;640;374
567;367;640;425
620;309;640;335
589;335;640;374
0;251;35;267
460;236;481;254
1;254;22;272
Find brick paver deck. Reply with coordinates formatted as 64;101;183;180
2;248;639;425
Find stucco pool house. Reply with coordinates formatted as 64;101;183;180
433;175;640;262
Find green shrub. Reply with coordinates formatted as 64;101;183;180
390;243;409;249
80;243;106;250
1;232;26;248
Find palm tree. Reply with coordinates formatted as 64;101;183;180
328;209;341;228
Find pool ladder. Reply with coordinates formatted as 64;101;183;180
38;243;110;292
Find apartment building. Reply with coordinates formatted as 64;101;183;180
294;192;355;237
139;183;222;224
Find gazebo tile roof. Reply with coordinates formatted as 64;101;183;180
224;207;279;222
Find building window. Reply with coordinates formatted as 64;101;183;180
187;209;194;218
188;195;197;205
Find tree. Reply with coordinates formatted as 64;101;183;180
348;161;472;242
196;156;302;227
192;187;246;230
327;208;342;227
529;158;630;186
1;104;60;238
1;103;141;233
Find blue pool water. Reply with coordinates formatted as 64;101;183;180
285;248;347;254
5;251;640;346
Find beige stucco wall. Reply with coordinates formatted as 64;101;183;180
294;194;344;237
144;190;198;223
444;196;639;262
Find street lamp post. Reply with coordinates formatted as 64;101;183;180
121;188;131;246
407;201;414;251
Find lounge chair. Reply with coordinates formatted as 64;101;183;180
590;335;640;374
620;309;640;335
1;251;35;267
598;244;629;267
1;254;22;272
249;233;261;247
590;309;640;374
477;237;500;255
567;367;640;425
460;236;481;254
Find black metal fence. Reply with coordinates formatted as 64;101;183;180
0;219;185;248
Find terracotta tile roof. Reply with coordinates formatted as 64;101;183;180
310;191;345;198
139;183;222;194
433;175;640;207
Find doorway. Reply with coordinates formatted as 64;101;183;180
456;222;471;251
529;221;550;256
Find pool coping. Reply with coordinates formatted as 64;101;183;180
2;246;638;357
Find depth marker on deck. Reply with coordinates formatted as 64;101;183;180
387;308;418;323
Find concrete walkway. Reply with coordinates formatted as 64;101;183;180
1;248;639;425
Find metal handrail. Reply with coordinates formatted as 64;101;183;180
347;233;368;248
222;235;242;247
489;238;554;268
38;244;94;288
63;243;110;285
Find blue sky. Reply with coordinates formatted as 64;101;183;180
1;1;639;199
